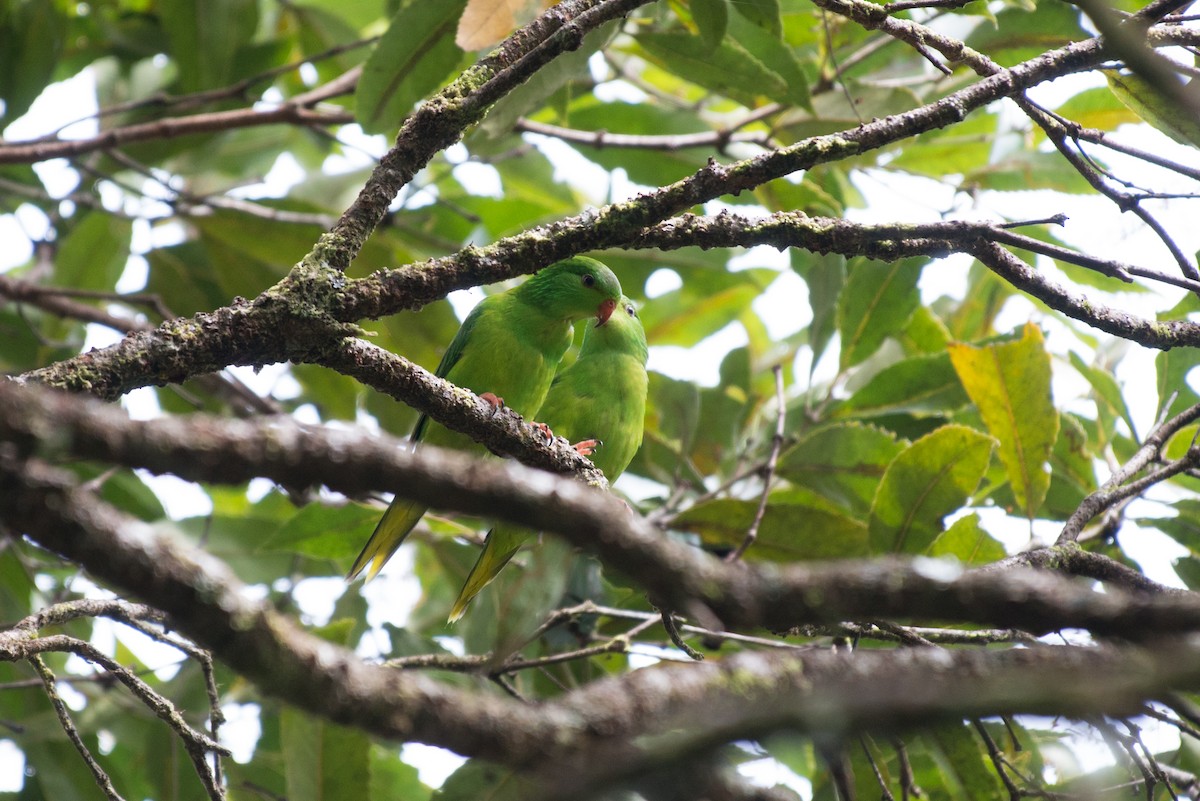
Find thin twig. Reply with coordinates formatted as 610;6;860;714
861;735;896;801
892;737;920;801
1059;401;1200;543
31;655;126;801
659;608;705;661
727;365;786;563
974;720;1022;801
515;118;775;151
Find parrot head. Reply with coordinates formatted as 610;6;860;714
581;296;649;364
521;256;622;324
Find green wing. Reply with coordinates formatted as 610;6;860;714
410;298;488;444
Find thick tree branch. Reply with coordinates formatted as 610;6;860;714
11;387;1200;796
3;381;1200;640
627;211;1200;348
8;455;1200;798
986;544;1186;595
16;293;353;398
968;241;1200;349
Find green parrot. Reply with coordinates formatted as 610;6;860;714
448;296;649;622
347;257;623;582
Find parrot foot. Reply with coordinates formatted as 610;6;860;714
479;392;505;411
573;439;600;457
532;421;555;444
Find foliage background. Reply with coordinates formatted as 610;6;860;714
4;0;1200;799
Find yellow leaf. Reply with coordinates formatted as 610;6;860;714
948;323;1058;520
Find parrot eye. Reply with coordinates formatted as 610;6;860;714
581;273;596;288
625;304;637;317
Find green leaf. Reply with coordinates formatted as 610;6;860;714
869;425;994;554
776;423;906;513
356;0;468;134
260;503;380;562
636;372;702;483
938;261;1017;342
145;240;229;316
635;31;791;108
281;707;371;801
457;535;575;661
889;112;998;178
726;11;810;109
963;2;1087;68
837;353;970;419
159;0;259;92
1138;498;1200;553
673;488;869;561
1104;69;1200;149
837;257;923;369
792;251;845;370
900;306;953;355
732;0;782;37
1068;351;1136;437
1043;412;1097;519
478;20;618;137
641;268;775;347
1156;305;1200;420
928;513;1005;564
1051;85;1140;135
691;0;729;51
53;211;132;293
551;100;711;186
964;150;1099;194
0;0;66;125
777;83;920;143
370;744;431;801
927;723;1008;800
948;323;1058;519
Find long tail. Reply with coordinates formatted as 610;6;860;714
447;526;530;622
347;496;427;582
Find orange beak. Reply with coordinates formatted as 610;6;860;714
596;298;617;326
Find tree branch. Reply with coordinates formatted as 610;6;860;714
0;102;353;166
4;380;1200;640
11;390;1200;796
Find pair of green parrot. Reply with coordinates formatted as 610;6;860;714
346;256;649;621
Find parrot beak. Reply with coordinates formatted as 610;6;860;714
596;297;617;326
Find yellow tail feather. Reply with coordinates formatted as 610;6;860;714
447;527;528;622
346;497;427;582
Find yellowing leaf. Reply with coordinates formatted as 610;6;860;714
948;323;1058;519
457;0;549;50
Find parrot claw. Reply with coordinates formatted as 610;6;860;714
479;392;505;411
574;439;600;457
